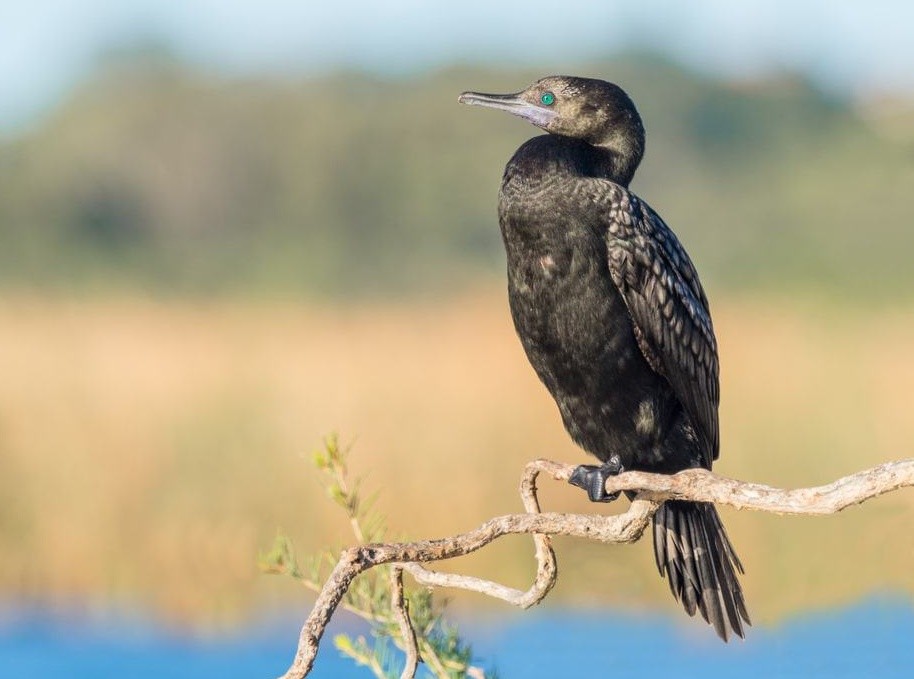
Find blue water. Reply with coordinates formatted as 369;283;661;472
1;597;912;677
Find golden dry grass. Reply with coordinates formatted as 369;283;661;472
0;290;912;626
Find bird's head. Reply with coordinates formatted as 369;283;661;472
458;75;645;183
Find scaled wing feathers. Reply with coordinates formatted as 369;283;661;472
597;182;720;465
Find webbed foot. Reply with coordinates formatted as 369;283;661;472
568;454;625;502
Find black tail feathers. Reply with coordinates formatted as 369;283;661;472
652;500;751;641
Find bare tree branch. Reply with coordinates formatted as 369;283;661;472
599;459;914;514
279;457;914;679
389;566;419;679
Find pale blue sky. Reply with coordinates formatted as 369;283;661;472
2;1;913;131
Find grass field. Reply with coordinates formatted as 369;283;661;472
1;290;912;627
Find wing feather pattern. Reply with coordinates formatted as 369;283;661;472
591;181;720;466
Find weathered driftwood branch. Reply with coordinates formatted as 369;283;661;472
280;458;914;679
388;566;418;679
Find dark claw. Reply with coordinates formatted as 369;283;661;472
568;454;625;502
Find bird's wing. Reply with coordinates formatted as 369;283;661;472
596;183;720;466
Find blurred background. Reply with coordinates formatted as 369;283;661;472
2;0;914;675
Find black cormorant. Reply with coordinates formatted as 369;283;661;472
458;76;750;640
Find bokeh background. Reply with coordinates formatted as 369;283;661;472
2;0;914;672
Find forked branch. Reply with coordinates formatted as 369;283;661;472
280;457;914;678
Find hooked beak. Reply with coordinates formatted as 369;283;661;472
458;90;557;128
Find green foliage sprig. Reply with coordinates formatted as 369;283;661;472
260;435;490;678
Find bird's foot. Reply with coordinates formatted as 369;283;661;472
568;454;625;502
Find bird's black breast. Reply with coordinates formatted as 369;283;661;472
498;136;704;472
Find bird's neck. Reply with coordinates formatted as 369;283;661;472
506;135;643;189
591;133;644;187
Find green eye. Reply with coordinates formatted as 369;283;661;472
540;92;555;106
